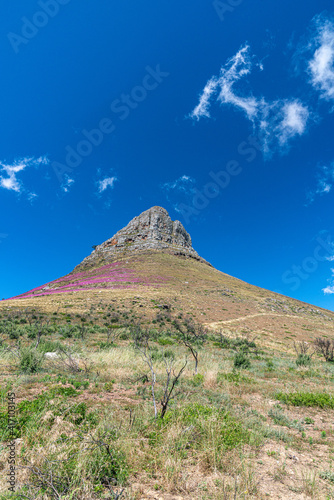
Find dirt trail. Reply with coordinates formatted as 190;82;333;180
207;312;300;329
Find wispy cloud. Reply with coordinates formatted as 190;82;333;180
191;78;219;120
323;268;334;294
307;162;334;203
62;175;75;193
161;174;196;212
162;174;196;194
189;45;310;156
278;101;309;144
0;156;49;195
97;176;117;193
190;45;261;122
307;16;334;103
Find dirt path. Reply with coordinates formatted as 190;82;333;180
207;312;300;329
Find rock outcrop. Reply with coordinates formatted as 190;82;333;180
77;206;208;268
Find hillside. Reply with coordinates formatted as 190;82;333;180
2;206;333;344
1;207;334;499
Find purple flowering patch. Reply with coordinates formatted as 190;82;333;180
6;262;168;300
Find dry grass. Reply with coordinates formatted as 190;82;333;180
1;251;334;498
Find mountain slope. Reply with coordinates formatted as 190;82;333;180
1;206;333;344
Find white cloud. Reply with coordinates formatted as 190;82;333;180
216;45;260;120
307;162;334;203
191;78;218;120
279;101;309;142
62;175;75;193
274;99;310;146
161;175;196;212
323;268;334;294
308;17;334;102
27;192;38;203
190;45;310;155
190;45;260;122
162;174;196;194
0;156;49;194
97;176;117;193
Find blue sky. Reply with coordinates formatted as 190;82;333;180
1;0;334;311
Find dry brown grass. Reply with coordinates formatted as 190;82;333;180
1;252;334;498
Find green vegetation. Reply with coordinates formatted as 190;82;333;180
320;470;334;483
0;294;334;499
18;347;44;373
268;407;304;431
296;353;312;367
276;391;334;408
234;351;251;369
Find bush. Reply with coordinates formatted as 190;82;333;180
314;337;334;362
217;335;256;352
320;470;334;483
157;337;174;346
37;340;63;353
189;373;204;386
151;348;175;361
276;391;334;409
104;381;114;392
119;332;129;340
296;354;311;367
234;352;251;369
99;342;116;350
18;348;44;373
266;359;274;371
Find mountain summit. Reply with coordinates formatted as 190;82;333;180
78;206;207;269
3;205;334;341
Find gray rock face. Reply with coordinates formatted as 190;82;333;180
78;206;206;267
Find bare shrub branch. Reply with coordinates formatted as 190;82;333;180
314;337;334;362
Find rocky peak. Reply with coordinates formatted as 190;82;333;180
78;206;207;268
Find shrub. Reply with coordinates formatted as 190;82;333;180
217;334;256;352
189;373;204;386
119;332;129;340
150;348;174;362
18;348;44;373
37;340;63;353
320;470;334;483
314;337;334;362
157;337;174;346
104;381;114;392
234;352;251;369
217;371;252;384
276;391;334;409
87;440;128;486
99;342;116;350
296;354;312;367
266;359;274;371
9;331;20;340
